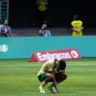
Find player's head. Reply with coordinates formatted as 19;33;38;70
55;59;66;70
59;60;66;70
73;15;79;20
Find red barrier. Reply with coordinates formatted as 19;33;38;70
28;49;81;62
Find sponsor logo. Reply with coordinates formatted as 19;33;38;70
28;49;81;62
71;50;79;58
0;44;8;52
37;50;79;61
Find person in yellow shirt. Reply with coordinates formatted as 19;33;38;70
37;58;67;94
71;15;84;36
36;0;48;26
36;0;48;12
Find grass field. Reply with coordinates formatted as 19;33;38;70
0;58;96;96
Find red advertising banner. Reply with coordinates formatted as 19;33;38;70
28;49;81;62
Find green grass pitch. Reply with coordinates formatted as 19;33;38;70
0;58;96;96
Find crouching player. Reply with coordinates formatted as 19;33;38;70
37;58;67;93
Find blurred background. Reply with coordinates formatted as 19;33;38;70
0;0;96;36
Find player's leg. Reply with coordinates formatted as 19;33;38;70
48;73;67;93
38;73;54;93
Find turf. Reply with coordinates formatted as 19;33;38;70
0;58;96;96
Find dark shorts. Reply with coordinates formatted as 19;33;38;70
38;72;67;82
38;72;47;82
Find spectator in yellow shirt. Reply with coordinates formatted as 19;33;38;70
36;0;48;12
71;15;84;36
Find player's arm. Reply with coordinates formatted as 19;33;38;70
49;64;60;93
53;74;60;93
52;72;60;92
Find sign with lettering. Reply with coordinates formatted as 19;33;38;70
28;49;81;62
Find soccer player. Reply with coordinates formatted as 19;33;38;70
37;58;67;93
71;15;84;36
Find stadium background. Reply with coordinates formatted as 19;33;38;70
0;0;96;59
0;1;96;96
9;0;96;27
8;0;96;36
